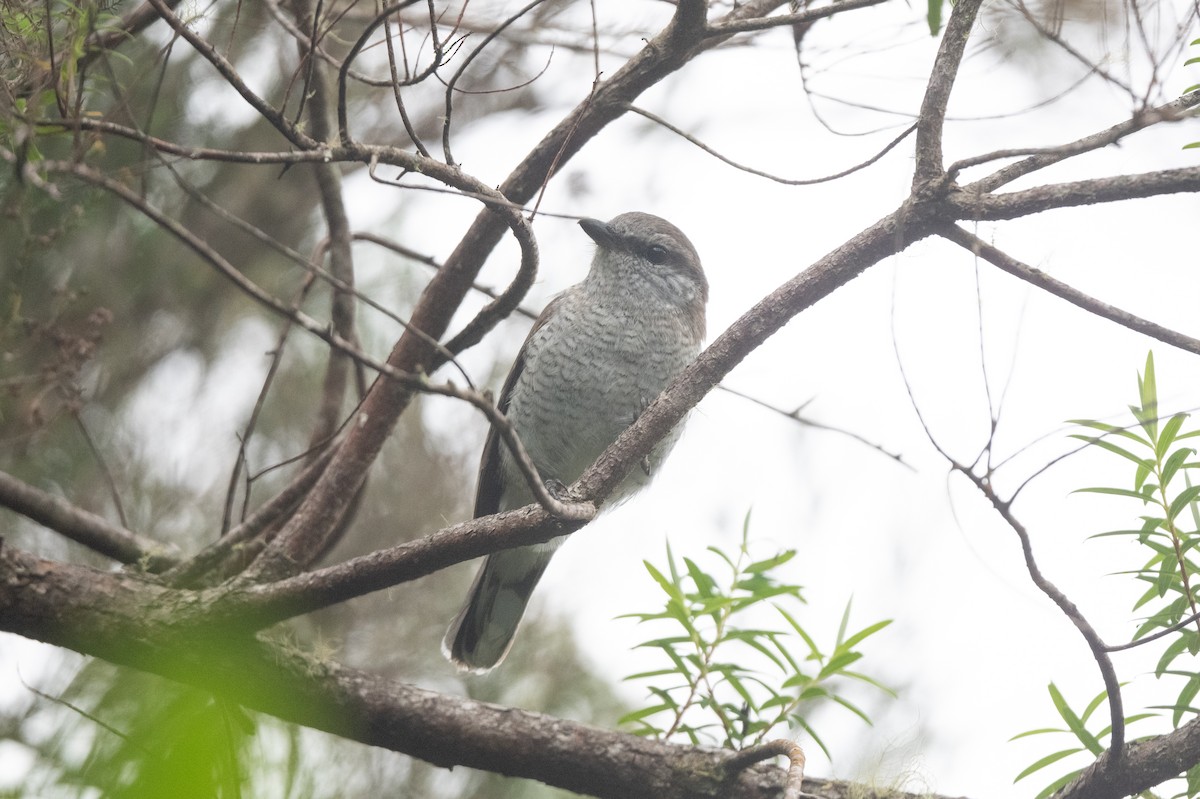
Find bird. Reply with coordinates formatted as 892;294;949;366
442;211;708;673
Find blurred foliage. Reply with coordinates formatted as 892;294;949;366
0;1;620;797
1013;353;1200;798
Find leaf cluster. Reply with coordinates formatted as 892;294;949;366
1014;352;1200;797
619;514;893;758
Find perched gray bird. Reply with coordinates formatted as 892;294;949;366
443;211;708;673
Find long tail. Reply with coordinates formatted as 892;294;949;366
443;545;554;673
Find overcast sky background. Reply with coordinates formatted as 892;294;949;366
3;1;1200;797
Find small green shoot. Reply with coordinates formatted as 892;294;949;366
619;513;893;756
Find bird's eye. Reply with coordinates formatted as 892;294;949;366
645;244;669;265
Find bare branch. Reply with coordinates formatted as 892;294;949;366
336;1;426;146
440;0;550;167
350;232;539;321
0;543;949;799
716;385;914;470
959;90;1200;191
954;166;1200;219
0;469;176;570
913;0;984;186
942;225;1200;357
703;0;893;36
951;465;1126;767
163;445;338;588
628;104;917;186
142;0;317;149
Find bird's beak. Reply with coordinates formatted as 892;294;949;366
579;218;621;250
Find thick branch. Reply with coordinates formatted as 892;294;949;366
912;0;984;186
0;544;946;799
952;166;1200;219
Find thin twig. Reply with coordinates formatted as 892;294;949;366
956;465;1126;766
440;0;550;167
703;0;891;36
143;0;316;148
1107;609;1200;653
628;104;917;186
222;271;319;535
337;1;426;146
716;385;913;470
958;90;1200;191
163;444;339;587
72;412;129;529
941;225;1200;357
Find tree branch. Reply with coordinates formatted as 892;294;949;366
0;543;955;799
142;0;317;149
912;0;984;186
952;166;1200;219
0;470;176;570
952;464;1126;766
955;90;1200;190
703;0;892;36
941;225;1200;357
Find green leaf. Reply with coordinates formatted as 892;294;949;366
1161;441;1190;484
1014;748;1083;782
1048;683;1104;756
644;561;683;601
1168;484;1200;520
926;0;943;35
1034;767;1085;799
792;717;832;761
1069;419;1151;447
1138;352;1159;441
1080;689;1109;723
618;704;674;725
1009;726;1067;741
829;694;873;725
1158;414;1190;459
774;605;822;657
1074;486;1154;501
683;557;718;599
838;619;894;650
744;550;797;574
1172;672;1200;727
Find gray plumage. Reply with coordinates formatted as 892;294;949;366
443;212;708;673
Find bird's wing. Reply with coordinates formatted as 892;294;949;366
473;294;565;518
